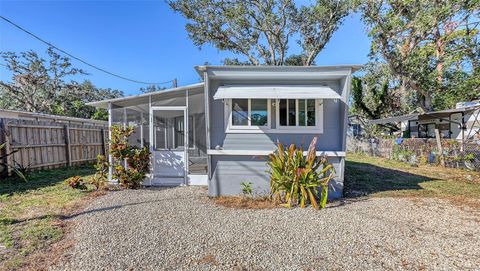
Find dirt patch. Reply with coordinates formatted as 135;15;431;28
194;254;219;266
212;196;278;209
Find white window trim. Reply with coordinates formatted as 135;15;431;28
224;98;324;134
225;98;272;133
275;99;324;134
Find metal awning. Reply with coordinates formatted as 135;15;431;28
213;85;342;100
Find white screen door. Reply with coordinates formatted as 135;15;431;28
149;106;188;186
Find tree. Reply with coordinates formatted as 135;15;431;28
0;48;123;120
168;0;351;66
140;85;167;93
358;0;480;112
350;62;405;120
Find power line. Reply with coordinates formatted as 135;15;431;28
0;15;175;85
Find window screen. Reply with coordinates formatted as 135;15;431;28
279;99;316;127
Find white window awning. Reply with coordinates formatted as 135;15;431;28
213;85;342;100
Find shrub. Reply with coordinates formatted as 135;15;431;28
89;155;109;190
109;125;151;189
64;176;87;190
267;137;335;209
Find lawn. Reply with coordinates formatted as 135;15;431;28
345;153;480;206
0;166;98;270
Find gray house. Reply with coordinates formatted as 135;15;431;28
87;65;360;199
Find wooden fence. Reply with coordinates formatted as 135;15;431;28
0;118;108;177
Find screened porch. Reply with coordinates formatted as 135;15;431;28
105;83;207;186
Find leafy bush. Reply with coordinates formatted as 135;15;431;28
241;182;253;197
64;176;87;190
109;125;151;189
89;155;109;190
267;137;335;209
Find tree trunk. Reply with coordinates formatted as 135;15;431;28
423;94;433;112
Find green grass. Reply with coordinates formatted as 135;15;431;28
0;166;97;270
345;153;480;202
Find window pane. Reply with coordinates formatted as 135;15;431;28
307;99;316;126
232;99;248;126
299;99;306;126
288;99;296;126
419;124;427;138
251;99;268;126
279;99;287;126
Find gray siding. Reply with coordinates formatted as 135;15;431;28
209;79;344;151
206;75;351;199
209;156;344;199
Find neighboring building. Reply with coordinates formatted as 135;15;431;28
370;102;480;141
87;65;361;199
348;114;368;138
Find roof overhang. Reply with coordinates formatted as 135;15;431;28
213;85;342;100
370;114;419;125
195;65;363;80
370;105;480;125
86;82;205;109
418;105;480;120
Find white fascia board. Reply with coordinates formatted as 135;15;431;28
207;69;352;80
86;82;205;109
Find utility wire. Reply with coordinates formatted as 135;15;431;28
0;15;174;85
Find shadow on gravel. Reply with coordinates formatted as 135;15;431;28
327;197;370;209
10;188;193;224
344;160;434;198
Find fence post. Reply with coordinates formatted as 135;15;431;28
4;124;13;176
64;125;71;167
435;129;445;167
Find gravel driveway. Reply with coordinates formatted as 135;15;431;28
53;186;480;271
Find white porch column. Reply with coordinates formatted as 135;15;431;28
148;96;153;185
185;88;189;185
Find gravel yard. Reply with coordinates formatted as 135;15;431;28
54;186;480;271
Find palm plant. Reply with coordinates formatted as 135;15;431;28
0;142;27;181
267;137;335;209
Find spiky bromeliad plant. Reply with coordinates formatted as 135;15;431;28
267;137;335;209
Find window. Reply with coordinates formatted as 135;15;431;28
230;99;269;128
225;98;322;133
418;123;436;138
278;99;317;127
